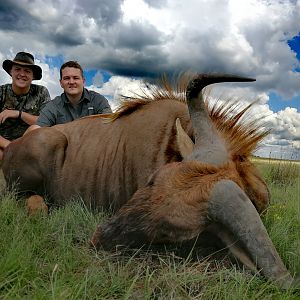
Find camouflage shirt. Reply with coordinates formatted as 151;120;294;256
0;83;51;140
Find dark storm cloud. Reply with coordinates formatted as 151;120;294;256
94;46;169;78
0;1;38;31
0;0;124;49
74;0;124;26
50;32;85;47
114;21;163;50
48;21;86;46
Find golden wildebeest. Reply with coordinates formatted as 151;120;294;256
2;74;297;289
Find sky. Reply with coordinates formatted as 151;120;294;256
0;0;299;160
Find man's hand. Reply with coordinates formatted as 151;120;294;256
0;109;19;123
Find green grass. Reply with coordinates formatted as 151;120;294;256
0;160;299;299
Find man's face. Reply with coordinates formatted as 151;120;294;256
10;64;34;90
60;67;85;97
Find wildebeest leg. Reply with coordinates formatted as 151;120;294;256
26;195;48;216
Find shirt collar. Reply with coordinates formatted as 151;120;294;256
62;88;90;104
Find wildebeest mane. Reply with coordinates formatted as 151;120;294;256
106;73;269;157
209;99;270;157
108;73;190;121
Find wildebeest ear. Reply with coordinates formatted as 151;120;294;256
175;118;194;158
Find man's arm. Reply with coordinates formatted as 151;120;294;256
0;85;52;126
0;109;38;125
36;101;58;127
20;111;38;125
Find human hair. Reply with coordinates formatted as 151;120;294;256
60;61;84;79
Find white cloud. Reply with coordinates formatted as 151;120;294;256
86;75;147;110
255;105;300;159
37;61;61;99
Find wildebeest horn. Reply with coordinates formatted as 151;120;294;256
186;74;255;103
186;74;255;165
175;118;194;158
207;179;295;289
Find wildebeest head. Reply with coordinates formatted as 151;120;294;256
92;74;297;289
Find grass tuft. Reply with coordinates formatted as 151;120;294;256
267;159;299;188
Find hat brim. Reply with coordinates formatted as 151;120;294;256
2;60;42;80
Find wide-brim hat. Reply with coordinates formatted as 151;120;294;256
2;51;42;80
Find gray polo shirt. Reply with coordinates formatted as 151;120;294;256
36;88;112;127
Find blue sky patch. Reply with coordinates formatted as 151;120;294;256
288;33;300;62
269;92;300;112
84;69;111;86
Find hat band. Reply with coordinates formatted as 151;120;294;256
13;60;35;65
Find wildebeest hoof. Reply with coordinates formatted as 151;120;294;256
26;195;48;216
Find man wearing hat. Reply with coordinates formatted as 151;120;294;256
0;51;50;159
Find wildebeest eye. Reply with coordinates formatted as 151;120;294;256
239;156;246;162
233;155;246;162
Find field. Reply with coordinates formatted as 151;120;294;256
0;158;299;299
